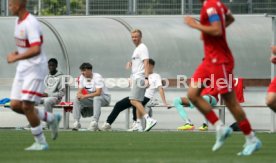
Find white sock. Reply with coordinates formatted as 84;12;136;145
36;109;54;123
214;120;224;131
143;114;150;120
31;125;47;144
245;131;256;142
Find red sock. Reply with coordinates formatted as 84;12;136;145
205;110;219;125
238;119;252;135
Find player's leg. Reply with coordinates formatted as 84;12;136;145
10;77;24;114
130;79;156;132
198;95;218;131
10;100;24;114
88;95;110;131
266;77;276;112
43;97;58;113
130;100;147;131
222;91;261;156
173;97;194;130
102;97;131;131
72;98;93;130
22;100;48;150
128;97;150;131
188;63;232;151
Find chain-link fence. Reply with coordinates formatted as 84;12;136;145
1;0;275;16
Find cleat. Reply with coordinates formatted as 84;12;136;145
237;138;262;156
177;123;195;131
101;122;112;131
199;123;208;131
144;118;157;132
87;120;100;131
49;113;61;140
212;126;233;151
25;142;48;151
127;122;143;132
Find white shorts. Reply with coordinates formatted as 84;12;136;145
11;64;47;104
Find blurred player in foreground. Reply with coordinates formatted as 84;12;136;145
184;0;261;156
7;0;61;151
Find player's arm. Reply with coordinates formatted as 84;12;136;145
185;16;222;36
85;88;102;98
272;46;276;55
16;46;40;60
7;46;41;63
225;13;235;27
144;59;150;78
158;86;170;108
270;46;276;64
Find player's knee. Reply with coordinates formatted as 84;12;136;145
130;100;138;106
10;101;21;111
21;102;35;114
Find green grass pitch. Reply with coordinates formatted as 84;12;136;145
0;130;275;163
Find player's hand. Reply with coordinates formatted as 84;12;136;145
271;46;276;55
125;61;132;69
184;16;198;28
77;93;83;100
7;51;19;63
270;55;276;64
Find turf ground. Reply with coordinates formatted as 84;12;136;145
0;130;275;163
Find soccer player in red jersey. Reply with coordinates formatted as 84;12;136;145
266;46;276;112
184;0;261;156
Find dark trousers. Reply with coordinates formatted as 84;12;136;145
106;96;150;125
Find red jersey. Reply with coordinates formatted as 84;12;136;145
200;0;234;64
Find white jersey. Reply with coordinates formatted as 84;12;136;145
131;43;149;79
79;73;109;95
14;13;47;76
145;73;162;99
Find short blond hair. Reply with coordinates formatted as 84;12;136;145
131;29;142;37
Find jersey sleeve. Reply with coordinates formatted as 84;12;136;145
205;4;221;23
140;45;149;61
26;19;42;47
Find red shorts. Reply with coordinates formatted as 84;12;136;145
268;77;276;92
191;61;234;94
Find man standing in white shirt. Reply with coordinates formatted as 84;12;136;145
72;63;111;131
7;0;61;151
102;59;169;131
126;29;157;131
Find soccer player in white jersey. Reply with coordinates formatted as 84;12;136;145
7;0;61;151
126;29;157;131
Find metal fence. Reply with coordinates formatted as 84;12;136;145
0;0;276;16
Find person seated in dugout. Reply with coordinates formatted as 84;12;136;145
72;63;111;131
